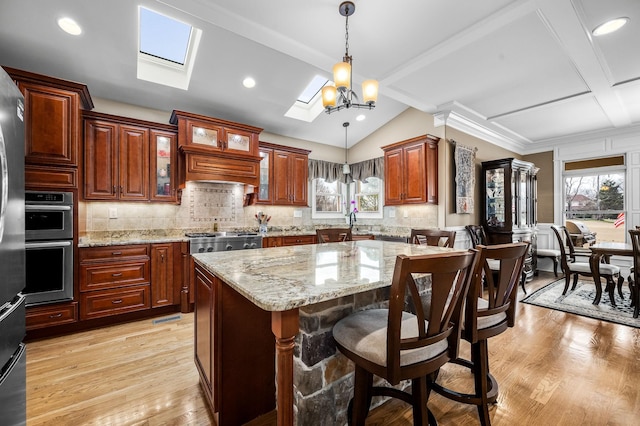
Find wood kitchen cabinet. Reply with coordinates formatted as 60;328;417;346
193;264;275;424
4;66;93;189
83;111;178;202
150;243;175;307
263;234;316;247
78;244;151;320
171;110;263;187
25;302;78;331
257;142;310;206
382;135;439;205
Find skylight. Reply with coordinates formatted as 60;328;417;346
139;8;191;64
137;7;202;90
285;76;330;122
297;75;329;104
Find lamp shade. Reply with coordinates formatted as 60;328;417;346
343;163;351;174
333;61;351;90
362;79;379;105
322;86;337;108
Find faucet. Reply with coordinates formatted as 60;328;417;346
348;212;356;229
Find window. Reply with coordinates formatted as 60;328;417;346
311;179;347;219
563;161;625;243
350;177;384;219
284;75;329;122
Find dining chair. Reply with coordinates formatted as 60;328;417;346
316;228;353;243
465;224;529;293
465;225;489;248
551;225;621;302
628;229;640;318
333;250;478;426
430;242;529;426
536;247;561;277
410;228;456;248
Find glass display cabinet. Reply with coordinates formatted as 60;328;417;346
482;158;538;278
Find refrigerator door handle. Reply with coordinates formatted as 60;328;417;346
0;126;7;244
0;294;26;323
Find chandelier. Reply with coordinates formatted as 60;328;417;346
322;1;379;114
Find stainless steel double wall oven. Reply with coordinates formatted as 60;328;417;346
24;191;74;306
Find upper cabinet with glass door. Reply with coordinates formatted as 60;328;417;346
170;110;261;159
150;129;177;202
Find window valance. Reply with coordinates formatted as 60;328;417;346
308;157;384;183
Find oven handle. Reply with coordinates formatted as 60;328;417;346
25;205;72;211
25;240;73;249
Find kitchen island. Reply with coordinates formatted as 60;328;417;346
192;240;458;425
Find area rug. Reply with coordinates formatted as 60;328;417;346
522;279;639;328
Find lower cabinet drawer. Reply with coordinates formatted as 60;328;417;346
282;235;316;246
26;302;78;330
80;285;150;320
80;262;150;291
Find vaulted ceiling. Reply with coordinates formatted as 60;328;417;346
1;0;638;154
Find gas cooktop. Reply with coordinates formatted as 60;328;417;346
185;232;258;238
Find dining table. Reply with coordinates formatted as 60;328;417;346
588;241;637;317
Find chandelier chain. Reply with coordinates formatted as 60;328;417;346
344;13;350;59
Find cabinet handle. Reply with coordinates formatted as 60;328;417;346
112;251;122;256
120;186;123;194
161;253;165;262
112;273;123;277
49;313;63;319
113;185;116;194
111;299;123;304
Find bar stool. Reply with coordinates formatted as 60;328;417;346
430;242;529;426
410;228;456;248
316;228;352;243
333;250;477;425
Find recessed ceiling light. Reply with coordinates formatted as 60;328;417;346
57;17;82;36
243;77;256;88
592;17;629;36
356;114;366;121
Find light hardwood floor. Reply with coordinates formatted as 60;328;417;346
26;272;640;425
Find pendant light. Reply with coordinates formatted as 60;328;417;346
322;1;378;114
343;122;351;174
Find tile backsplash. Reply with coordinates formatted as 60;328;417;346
79;181;438;239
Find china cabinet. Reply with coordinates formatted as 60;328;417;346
481;158;538;278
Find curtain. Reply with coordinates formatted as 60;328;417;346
308;157;384;184
453;140;476;214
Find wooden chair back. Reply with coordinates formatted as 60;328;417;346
551;225;576;269
463;242;529;343
465;225;489;248
386;250;477;383
316;228;353;243
629;229;640;284
410;228;456;248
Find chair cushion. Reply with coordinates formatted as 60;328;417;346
475;298;507;330
568;261;620;275
333;309;448;368
537;249;560;257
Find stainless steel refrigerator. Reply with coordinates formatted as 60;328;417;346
0;66;27;425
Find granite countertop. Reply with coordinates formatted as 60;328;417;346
192;240;457;311
79;227;411;247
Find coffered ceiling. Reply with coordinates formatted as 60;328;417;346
0;0;638;154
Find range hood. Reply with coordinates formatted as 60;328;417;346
170;110;262;187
